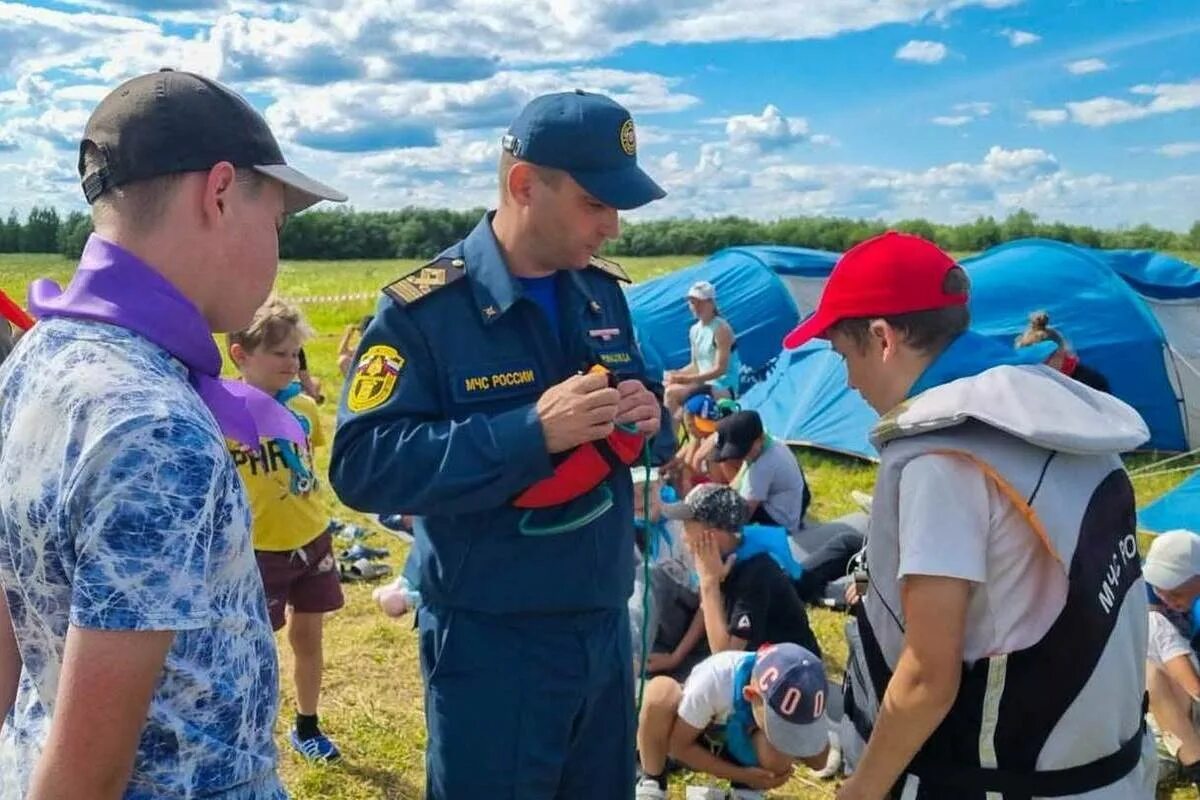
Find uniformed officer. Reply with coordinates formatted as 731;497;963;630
330;91;671;799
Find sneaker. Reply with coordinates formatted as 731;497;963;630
727;790;765;800
290;727;341;762
685;788;727;800
634;777;666;800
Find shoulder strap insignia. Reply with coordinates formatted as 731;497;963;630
383;257;466;307
588;255;631;283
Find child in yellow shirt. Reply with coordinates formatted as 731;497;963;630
228;298;343;762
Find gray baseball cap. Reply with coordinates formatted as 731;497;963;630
661;483;747;532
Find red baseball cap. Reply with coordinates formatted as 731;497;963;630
783;231;967;349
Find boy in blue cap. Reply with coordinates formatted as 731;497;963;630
331;90;671;799
636;642;832;799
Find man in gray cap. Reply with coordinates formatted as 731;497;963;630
0;69;343;799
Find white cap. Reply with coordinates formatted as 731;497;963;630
1143;530;1200;590
687;281;716;301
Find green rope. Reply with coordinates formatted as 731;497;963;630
635;440;653;715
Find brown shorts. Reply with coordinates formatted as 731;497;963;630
255;529;345;631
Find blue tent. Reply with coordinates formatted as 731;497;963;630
962;239;1190;451
739;341;878;460
1140;471;1200;533
626;246;838;384
628;238;1199;460
1090;249;1200;301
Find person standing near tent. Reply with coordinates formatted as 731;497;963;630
782;231;1156;800
1015;310;1111;392
665;281;742;414
330;90;671;799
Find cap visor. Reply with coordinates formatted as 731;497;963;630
254;164;348;213
660;501;694;521
570;164;666;211
764;706;829;759
693;417;718;435
712;443;748;463
1144;563;1188;591
783;310;837;350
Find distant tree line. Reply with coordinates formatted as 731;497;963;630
2;205;1199;261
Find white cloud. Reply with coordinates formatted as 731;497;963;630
1066;58;1109;75
263;68;698;153
931;101;992;127
895;40;948;64
1066;96;1143;126
1156;142;1200;158
1028;78;1200;128
954;101;993;116
1002;29;1040;47
1027;108;1068;126
724;105;809;152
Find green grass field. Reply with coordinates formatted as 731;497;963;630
0;251;1198;799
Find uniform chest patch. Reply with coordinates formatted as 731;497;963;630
451;361;542;404
348;345;404;413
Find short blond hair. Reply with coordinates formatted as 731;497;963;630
227;296;312;353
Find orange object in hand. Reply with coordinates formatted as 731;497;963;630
513;364;645;509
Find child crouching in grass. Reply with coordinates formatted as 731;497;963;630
635;642;831;799
228;297;344;762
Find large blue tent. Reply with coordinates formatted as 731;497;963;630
627;238;1200;463
961;239;1192;452
738;341;877;460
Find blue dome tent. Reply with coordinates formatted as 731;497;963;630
628;239;1200;466
626;246;838;386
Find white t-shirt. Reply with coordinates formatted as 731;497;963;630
898;453;1066;663
677;651;751;730
895;453;1156;799
1148;609;1196;668
738;440;808;534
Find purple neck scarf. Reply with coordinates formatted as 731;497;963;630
27;234;302;448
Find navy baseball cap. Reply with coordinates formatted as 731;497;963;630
502;90;666;210
751;643;830;759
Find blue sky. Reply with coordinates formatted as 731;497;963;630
0;0;1198;229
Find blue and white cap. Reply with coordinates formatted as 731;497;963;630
752;643;830;759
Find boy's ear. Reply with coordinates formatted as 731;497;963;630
742;685;758;703
229;342;247;366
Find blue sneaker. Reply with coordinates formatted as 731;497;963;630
290;727;341;762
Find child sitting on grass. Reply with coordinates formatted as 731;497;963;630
635;642;832;799
228;297;344;762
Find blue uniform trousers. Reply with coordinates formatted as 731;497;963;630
419;605;635;799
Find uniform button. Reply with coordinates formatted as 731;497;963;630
451;258;464;267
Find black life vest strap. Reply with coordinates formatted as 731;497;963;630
908;713;1145;798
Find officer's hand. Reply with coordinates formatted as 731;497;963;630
736;766;791;790
615;380;662;436
537;372;620;453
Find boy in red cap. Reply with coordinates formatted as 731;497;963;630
784;232;1156;799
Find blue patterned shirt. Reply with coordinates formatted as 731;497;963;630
0;319;285;799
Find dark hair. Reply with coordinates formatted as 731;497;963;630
830;267;971;354
1015;310;1066;350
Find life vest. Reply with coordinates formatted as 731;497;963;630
845;366;1152;799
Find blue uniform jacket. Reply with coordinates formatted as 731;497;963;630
331;212;673;615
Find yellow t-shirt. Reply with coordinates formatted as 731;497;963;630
228;391;331;552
